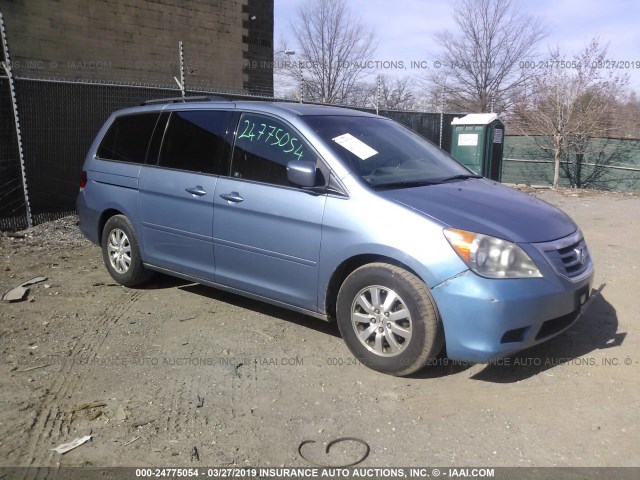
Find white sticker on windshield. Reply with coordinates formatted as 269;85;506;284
332;133;378;160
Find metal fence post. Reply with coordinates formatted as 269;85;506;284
299;69;304;103
439;87;445;149
178;41;185;97
376;75;381;115
0;12;32;228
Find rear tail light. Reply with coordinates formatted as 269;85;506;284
80;170;87;191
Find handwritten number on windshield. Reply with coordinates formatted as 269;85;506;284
238;119;304;161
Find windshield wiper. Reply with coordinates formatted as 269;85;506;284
434;174;483;183
372;180;438;190
372;174;482;190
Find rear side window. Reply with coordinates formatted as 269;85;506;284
157;110;232;174
231;113;309;186
97;113;159;163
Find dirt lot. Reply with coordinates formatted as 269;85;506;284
1;188;639;471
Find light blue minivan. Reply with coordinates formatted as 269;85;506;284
77;98;593;376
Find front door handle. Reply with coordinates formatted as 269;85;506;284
219;192;244;203
185;186;207;196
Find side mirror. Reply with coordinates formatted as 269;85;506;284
287;160;317;187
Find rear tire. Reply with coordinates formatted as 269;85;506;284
336;263;443;376
101;215;153;287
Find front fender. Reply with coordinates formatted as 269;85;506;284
317;193;467;314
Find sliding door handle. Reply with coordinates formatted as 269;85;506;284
185;186;207;196
219;192;244;203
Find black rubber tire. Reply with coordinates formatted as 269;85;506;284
101;215;154;287
336;262;443;376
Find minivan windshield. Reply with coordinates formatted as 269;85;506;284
303;115;475;189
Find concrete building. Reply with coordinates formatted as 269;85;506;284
1;0;274;95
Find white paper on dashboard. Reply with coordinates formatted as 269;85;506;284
332;133;378;160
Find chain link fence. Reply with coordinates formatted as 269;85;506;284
3;75;639;231
502;136;640;191
0;74;459;231
5;74;638;232
14;79;179;227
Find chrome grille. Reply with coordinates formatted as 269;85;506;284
534;231;592;281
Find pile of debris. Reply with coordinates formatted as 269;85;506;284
1;215;85;248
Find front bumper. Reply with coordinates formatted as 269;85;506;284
431;266;594;362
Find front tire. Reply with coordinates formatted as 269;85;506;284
336;263;443;376
101;215;153;287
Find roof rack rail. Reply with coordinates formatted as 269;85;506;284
141;95;230;106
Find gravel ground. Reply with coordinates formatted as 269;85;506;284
0;188;638;472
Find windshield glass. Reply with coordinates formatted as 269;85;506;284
303;115;473;188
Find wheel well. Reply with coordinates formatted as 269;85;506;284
98;209;123;241
324;254;423;321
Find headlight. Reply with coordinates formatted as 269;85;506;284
443;228;542;279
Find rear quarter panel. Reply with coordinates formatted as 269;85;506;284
78;159;141;249
78;107;161;250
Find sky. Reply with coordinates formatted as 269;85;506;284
274;0;640;92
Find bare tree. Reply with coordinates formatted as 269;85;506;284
378;76;416;110
345;76;417;110
429;0;547;114
287;0;376;104
341;82;375;109
609;91;640;139
513;39;629;189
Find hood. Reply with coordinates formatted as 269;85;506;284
377;179;577;243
